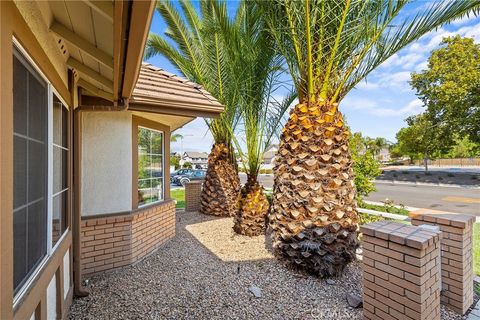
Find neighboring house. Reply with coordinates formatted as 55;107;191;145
261;144;278;169
181;151;209;169
0;2;223;319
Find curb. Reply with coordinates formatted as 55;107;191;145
358;208;410;221
363;200;419;212
374;180;480;189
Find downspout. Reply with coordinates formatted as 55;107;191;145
71;74;89;298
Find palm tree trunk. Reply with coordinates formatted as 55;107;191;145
200;143;240;216
233;174;269;236
269;100;359;277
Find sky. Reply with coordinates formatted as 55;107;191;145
145;2;480;153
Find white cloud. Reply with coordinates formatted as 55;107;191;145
356;71;412;91
342;97;424;118
171;118;213;153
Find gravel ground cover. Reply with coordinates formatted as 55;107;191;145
70;210;467;320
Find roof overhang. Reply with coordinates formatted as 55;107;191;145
43;0;154;104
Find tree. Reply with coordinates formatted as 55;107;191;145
146;0;241;217
170;155;180;170
183;161;193;169
411;36;480;143
231;3;296;236
350;133;381;201
170;133;183;143
261;0;479;277
446;135;480;158
395;114;452;171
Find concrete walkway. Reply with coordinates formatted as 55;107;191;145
467;300;480;320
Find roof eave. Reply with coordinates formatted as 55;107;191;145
114;0;155;102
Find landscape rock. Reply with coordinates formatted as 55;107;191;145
346;293;363;308
248;286;262;298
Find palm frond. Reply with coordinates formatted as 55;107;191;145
260;0;480;104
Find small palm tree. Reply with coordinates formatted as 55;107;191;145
146;0;243;217
170;133;183;143
230;2;296;236
261;0;479;277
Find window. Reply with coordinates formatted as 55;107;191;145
12;44;70;297
13;49;48;295
52;94;69;246
137;127;164;206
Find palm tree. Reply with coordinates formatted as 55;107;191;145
170;133;183;143
260;0;480;277
146;0;242;216
230;2;296;236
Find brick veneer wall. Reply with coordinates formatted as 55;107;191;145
80;200;176;276
411;213;475;315
361;221;442;320
185;181;202;212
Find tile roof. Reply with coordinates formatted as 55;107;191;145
130;63;224;117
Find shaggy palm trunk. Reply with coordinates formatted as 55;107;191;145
200;143;240;216
233;174;269;236
269;100;359;277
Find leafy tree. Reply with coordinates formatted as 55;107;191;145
261;0;480;277
183;161;193;169
170;155;180;170
395;113;452;171
445;135;480;158
411;36;480;143
350;133;381;201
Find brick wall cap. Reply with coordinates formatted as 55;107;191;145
410;211;475;229
185;180;203;185
362;221;441;250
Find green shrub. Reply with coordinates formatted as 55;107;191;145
438;176;443;181
447;173;455;177
415;174;420;179
359;212;385;225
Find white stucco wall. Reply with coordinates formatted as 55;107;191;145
46;274;56;320
63;249;70;299
81;112;132;216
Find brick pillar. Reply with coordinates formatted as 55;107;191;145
411;213;475;314
361;221;442;320
185;181;202;212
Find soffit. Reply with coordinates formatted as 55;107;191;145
44;1;114;94
131;111;195;131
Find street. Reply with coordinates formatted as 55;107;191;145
239;173;479;216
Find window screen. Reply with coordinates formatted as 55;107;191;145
138;127;164;206
13;50;48;294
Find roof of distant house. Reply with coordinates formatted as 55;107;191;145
183;151;209;158
130;63;224;118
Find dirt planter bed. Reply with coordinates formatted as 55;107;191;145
69;210;464;320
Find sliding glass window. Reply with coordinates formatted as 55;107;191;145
12;43;70;298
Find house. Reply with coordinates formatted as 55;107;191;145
181;151;209;169
261;144;278;169
0;1;223;319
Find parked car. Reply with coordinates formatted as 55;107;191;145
172;169;206;186
170;168;194;182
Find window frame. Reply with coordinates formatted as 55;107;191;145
132;116;170;209
137;126;165;207
12;38;71;306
